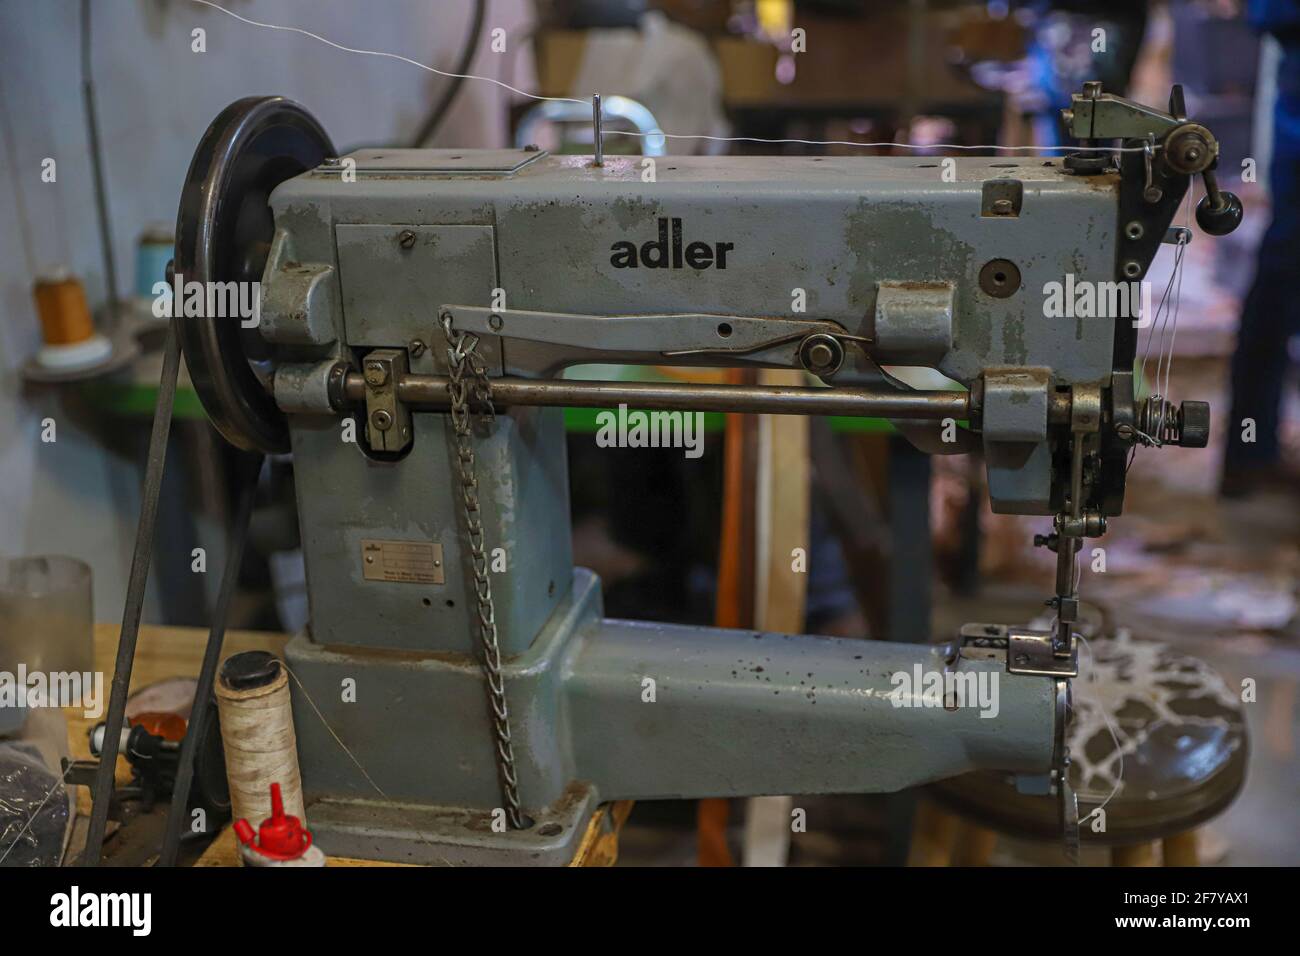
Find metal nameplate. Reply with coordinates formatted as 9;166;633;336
361;539;444;585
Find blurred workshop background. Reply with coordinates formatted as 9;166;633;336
1;0;1296;866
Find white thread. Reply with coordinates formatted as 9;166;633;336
282;665;452;866
281;665;387;800
190;0;586;107
1133;188;1192;453
1075;635;1125;823
1160;188;1194;405
1145;224;1185;380
190;0;1148;156
604;128;1144;153
1150;239;1182;419
215;663;305;827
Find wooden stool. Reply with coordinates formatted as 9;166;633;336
914;629;1248;866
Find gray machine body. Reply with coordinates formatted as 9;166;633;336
260;150;1103;862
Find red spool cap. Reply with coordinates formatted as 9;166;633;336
233;782;313;861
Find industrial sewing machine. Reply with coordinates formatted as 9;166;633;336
168;82;1241;864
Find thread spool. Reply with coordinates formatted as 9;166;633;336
31;270;112;370
134;228;174;299
215;651;305;827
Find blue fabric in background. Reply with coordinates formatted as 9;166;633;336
1227;6;1300;471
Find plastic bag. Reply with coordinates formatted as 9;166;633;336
0;741;68;867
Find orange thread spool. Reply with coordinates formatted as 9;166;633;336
33;273;96;346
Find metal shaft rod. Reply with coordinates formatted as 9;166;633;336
1203;169;1223;208
81;0;119;313
344;373;969;421
1053;431;1085;655
156;451;263;867
83;321;183;864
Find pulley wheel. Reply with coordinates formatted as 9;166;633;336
174;97;334;453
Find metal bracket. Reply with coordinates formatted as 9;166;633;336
362;348;412;453
61;757;103;792
983;368;1051;443
1007;628;1079;678
1063;85;1183;142
1070;382;1103;435
956;623;1079;678
1141;137;1162;202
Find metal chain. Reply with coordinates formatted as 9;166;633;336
441;311;523;829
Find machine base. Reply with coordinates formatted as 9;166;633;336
286;570;1060;865
305;782;599;866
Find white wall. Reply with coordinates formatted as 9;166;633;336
0;0;536;620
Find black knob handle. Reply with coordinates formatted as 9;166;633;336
1195;190;1243;236
1177;401;1211;448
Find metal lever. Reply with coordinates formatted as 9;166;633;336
1195;169;1244;235
442;305;872;378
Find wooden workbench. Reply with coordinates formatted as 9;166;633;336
65;623;288;823
73;623;630;866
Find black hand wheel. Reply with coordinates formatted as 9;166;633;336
174;97;334;453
